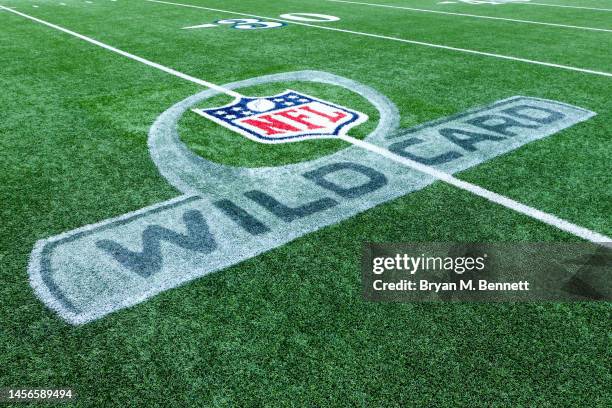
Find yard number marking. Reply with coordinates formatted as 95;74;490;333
182;13;340;30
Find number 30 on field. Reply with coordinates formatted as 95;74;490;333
182;13;340;30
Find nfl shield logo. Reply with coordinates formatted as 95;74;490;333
192;90;368;144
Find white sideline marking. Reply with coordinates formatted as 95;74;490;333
145;0;612;78
0;4;609;246
528;3;612;12
323;0;612;33
0;5;242;98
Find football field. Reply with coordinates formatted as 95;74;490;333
1;0;611;406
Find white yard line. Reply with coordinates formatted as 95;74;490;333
323;0;612;33
528;2;612;12
145;0;612;78
0;4;609;245
341;135;611;246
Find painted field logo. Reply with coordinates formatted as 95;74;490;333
29;71;597;325
193;90;367;143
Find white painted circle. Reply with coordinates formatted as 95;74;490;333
279;13;340;23
246;99;276;112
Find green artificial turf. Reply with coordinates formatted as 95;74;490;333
0;0;610;406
